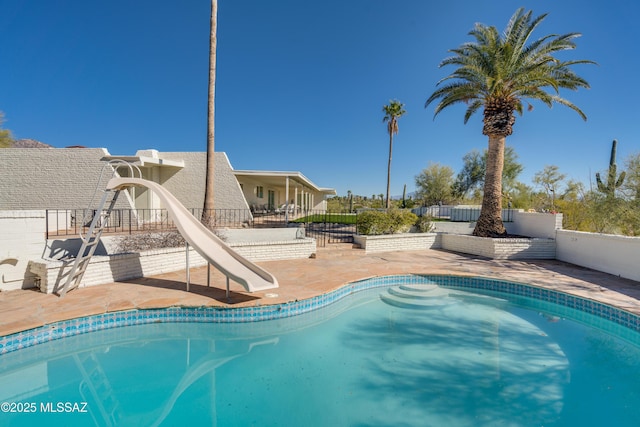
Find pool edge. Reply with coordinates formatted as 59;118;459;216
2;273;640;355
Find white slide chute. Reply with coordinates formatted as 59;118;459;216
107;177;278;293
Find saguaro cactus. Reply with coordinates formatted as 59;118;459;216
596;139;626;197
401;184;407;208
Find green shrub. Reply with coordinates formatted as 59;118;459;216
356;210;390;235
357;209;418;235
415;214;434;233
388;209;418;233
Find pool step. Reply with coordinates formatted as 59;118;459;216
388;285;450;299
398;283;441;292
380;285;509;309
380;285;457;309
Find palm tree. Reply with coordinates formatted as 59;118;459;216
202;0;218;228
425;8;594;237
382;100;406;209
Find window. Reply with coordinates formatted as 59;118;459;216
268;190;275;210
256;186;264;198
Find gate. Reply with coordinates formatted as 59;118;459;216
301;211;357;247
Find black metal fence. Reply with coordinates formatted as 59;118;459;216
46;208;255;239
46;208;178;239
46;206;512;242
45;208;314;239
298;211;357;247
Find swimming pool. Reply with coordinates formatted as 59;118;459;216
1;275;640;426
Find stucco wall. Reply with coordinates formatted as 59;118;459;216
506;212;562;239
0;210;45;290
556;230;640;282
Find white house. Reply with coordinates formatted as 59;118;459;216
0;147;335;216
234;170;335;215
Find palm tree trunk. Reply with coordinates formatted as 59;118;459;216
473;134;507;237
385;133;393;209
202;0;217;228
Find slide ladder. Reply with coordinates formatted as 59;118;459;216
74;351;123;426
57;159;139;297
57;188;121;297
58;160;278;296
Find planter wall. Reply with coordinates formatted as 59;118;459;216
32;238;316;294
354;233;441;254
441;234;556;259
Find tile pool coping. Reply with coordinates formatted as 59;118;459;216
2;273;640;355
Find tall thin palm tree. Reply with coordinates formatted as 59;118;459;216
382;100;406;209
202;0;218;228
426;8;594;237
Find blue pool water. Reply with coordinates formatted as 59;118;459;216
1;279;640;426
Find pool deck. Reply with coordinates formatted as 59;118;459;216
1;245;639;337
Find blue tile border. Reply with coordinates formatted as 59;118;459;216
1;274;639;355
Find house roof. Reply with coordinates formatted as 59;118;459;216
102;149;184;168
233;170;336;195
104;148;335;195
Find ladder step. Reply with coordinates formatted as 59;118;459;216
71;268;87;280
84;239;101;248
60;188;121;297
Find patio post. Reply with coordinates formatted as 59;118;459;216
185;242;190;292
285;176;290;223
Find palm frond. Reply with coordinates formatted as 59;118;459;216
425;8;594;125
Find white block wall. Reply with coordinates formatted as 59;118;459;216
229;239;315;262
441;234;556;259
158;151;249;211
0;148;249;212
222;227;305;243
556;230;640;282
354;233;441;254
0;148;132;210
432;222;475;235
35;239;316;293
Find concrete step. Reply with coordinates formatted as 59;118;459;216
380;291;457;309
388;285;449;299
380;285;508;309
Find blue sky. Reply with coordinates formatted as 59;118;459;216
1;1;638;198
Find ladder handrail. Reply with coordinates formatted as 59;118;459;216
80;160;143;240
59;159;143;296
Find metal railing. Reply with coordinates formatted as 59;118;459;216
46;206;513;239
46;208;178;238
412;205;515;222
46;208;298;238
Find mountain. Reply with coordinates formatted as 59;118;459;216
10;139;53;148
391;191;418;200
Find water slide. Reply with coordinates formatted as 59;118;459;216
107;177;279;293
